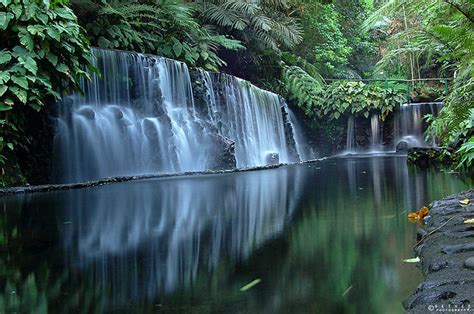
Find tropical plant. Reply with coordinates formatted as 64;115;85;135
366;0;473;167
283;74;405;120
0;0;93;168
71;0;244;71
198;0;303;52
457;136;474;168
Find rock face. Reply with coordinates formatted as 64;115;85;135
265;153;279;165
404;190;474;313
464;257;474;270
396;140;409;152
209;135;236;170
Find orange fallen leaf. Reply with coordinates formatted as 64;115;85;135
408;212;419;222
419;207;429;220
407;206;429;223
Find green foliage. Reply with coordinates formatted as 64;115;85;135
0;0;92;172
198;0;303;52
368;0;473;167
72;0;244;71
457;136;474;168
283;73;405;120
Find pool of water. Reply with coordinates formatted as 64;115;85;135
0;155;472;313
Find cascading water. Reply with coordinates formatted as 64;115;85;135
285;107;315;160
393;102;442;149
53;48;303;183
198;70;301;167
346;115;356;153
370;113;382;151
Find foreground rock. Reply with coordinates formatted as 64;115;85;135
404;190;474;313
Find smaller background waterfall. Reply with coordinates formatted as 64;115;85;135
52;48;305;183
393;102;442;149
346;115;356;153
369;113;382;152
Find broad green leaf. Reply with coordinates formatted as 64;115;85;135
46;53;58;66
19;33;34;51
10;86;27;104
18;56;37;75
0;0;12;7
0;71;10;84
56;63;69;75
0;102;13;111
0;12;14;30
12;75;28;89
0;51;12;64
0;85;7;96
7;143;13;150
46;27;60;41
54;8;74;20
10;4;22;18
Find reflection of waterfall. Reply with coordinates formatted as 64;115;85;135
58;167;303;305
393;102;442;149
53;48;302;183
346;115;356;153
370;113;382;151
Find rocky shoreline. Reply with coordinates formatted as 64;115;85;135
404;190;474;313
0;158;326;196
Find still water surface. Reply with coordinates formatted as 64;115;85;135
1;156;472;313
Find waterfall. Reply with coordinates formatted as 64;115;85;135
52;48;303;183
285;106;313;160
393;102;442;150
199;70;301;168
370;113;382;151
346;115;356;153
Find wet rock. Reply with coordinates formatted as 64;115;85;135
428;261;448;273
76;107;95;120
442;243;474;255
396;140;409;151
417;228;428;241
209;135;236;171
266;153;279;165
464;257;474;270
405;190;474;313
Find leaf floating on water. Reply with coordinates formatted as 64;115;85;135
460;199;470;205
403;257;420;263
464;219;474;224
240;279;261;292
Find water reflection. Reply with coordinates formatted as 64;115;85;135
0;156;471;313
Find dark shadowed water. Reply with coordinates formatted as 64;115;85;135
1;156;472;313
